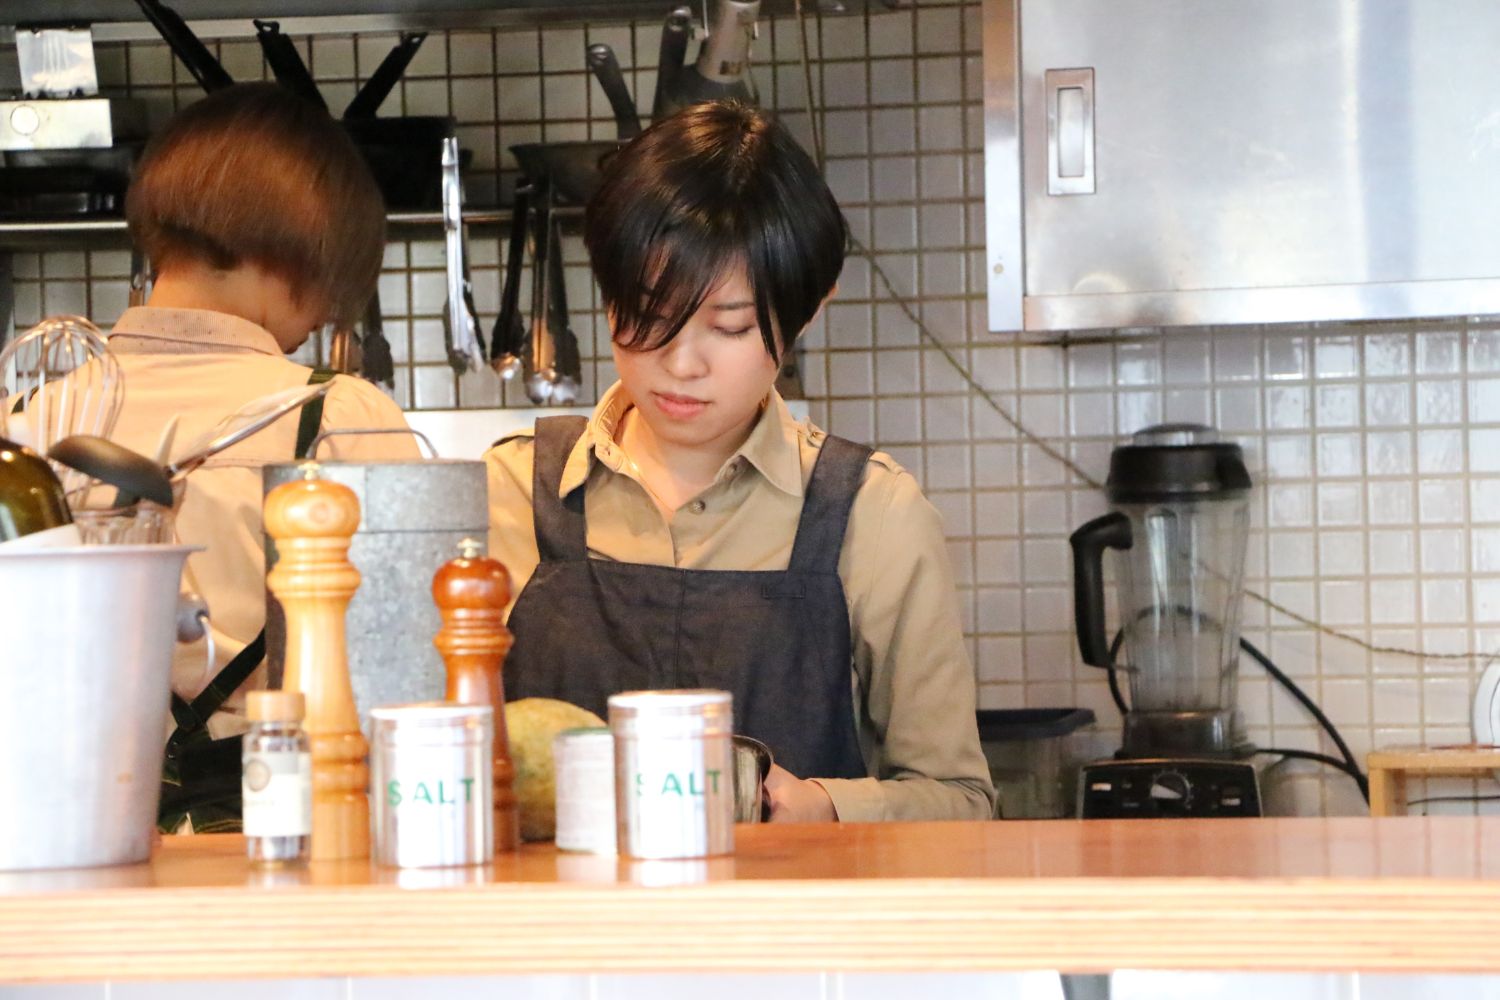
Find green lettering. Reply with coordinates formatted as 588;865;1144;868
414;782;433;804
706;769;721;795
387;781;402;807
635;772;645;797
438;781;453;804
461;777;475;803
661;773;683;796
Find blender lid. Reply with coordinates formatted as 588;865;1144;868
1106;423;1252;502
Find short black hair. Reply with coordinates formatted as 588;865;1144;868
584;101;847;361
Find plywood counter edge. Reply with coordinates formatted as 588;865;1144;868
6;817;1500;981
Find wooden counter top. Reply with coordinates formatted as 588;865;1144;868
5;817;1500;981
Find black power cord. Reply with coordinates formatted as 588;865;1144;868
1100;631;1370;803
1238;637;1369;802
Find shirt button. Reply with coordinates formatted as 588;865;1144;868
688;499;706;514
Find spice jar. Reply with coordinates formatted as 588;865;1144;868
242;690;312;865
608;690;734;860
554;727;615;854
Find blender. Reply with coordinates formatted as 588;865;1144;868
1069;424;1261;818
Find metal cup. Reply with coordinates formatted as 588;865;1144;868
731;735;772;823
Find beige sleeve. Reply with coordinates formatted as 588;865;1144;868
484;435;542;620
812;468;996;822
313;376;423;460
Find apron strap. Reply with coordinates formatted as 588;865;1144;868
787;435;874;574
294;367;336;459
532;415;590;562
164;630;267;755
163;365;335;754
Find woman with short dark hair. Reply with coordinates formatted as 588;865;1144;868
486;102;993;823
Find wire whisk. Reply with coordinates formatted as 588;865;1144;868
0;315;125;490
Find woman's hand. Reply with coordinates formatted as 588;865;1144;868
764;763;837;823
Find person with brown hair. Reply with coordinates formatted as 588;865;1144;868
105;82;419;829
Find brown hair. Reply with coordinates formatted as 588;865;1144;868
126;82;386;329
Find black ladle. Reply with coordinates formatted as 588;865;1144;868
49;436;174;508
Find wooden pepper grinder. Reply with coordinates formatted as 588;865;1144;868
265;461;369;861
432;538;520;853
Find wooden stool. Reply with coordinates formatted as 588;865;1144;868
1365;745;1500;816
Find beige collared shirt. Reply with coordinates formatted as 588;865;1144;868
485;382;995;822
104;307;420;736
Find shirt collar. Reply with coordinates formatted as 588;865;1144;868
108;306;284;357
558;381;806;499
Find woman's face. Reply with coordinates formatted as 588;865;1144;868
611;266;781;455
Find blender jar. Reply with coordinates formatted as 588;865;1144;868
1070;424;1253;757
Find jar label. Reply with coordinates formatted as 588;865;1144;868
242;751;312;837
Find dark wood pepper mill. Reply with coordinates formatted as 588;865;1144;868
432;538;520;853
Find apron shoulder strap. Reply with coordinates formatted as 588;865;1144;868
532;415;589;562
164;629;267;753
787;434;874;574
164;369;334;750
294;367;336;460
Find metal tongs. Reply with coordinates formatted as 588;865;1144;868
442;135;486;374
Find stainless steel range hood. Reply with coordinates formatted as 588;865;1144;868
984;0;1500;334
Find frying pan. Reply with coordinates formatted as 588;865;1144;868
586;43;641;139
510;141;623;207
652;7;694;121
253;20;326;110
132;0;233;92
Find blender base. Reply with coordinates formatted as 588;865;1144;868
1122;708;1249;759
1077;757;1262;819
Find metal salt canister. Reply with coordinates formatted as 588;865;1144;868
370;702;493;868
554;727;616;854
608;690;734;860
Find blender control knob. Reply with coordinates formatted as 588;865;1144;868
1149;769;1192;807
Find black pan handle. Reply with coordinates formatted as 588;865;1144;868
587;43;642;139
133;0;234;93
652;6;694;120
253;20;326;110
344;32;427;120
1069;511;1133;669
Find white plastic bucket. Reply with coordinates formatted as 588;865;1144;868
0;544;196;870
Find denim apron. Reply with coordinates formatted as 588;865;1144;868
505;415;869;781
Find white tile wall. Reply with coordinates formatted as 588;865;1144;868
11;0;1500;816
